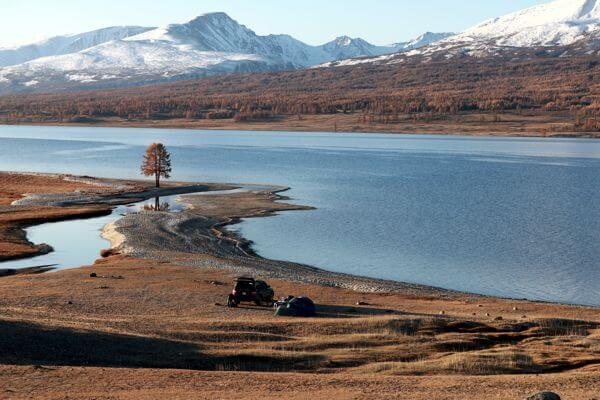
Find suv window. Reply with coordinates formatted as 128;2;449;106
256;281;267;289
235;281;255;291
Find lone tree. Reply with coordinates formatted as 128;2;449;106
141;143;172;188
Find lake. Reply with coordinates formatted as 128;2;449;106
0;190;199;271
0;125;599;306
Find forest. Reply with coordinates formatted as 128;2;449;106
1;50;600;131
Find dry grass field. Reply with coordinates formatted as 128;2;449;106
0;257;599;399
0;173;598;399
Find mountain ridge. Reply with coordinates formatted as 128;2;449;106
0;12;450;93
320;0;600;67
3;0;599;93
0;26;154;68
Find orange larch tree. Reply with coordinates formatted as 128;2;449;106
141;143;172;188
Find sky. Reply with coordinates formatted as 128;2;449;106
0;0;551;48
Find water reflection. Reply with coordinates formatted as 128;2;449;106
0;191;195;271
143;197;171;212
130;194;189;213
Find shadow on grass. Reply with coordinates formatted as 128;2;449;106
0;319;324;372
315;304;407;318
230;303;421;318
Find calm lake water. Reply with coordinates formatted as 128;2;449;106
0;192;193;271
0;126;599;306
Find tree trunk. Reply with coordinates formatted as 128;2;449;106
155;173;160;188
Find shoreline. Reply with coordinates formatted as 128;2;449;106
104;186;600;308
1;171;598;307
0;172;483;299
2;112;600;138
0;172;234;263
101;183;464;297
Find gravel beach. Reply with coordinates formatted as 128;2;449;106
102;186;465;296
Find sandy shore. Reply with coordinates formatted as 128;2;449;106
0;172;599;399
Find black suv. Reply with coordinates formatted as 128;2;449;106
227;277;275;307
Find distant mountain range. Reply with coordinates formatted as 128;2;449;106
322;0;600;67
0;13;452;93
318;32;454;61
0;0;599;94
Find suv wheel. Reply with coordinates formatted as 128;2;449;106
227;294;238;308
264;296;274;307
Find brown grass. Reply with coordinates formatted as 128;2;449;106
0;256;599;398
536;318;597;336
1;256;598;374
361;350;536;375
0;172;97;205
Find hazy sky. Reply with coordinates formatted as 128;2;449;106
1;0;550;48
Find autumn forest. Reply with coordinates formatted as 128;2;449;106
1;51;600;133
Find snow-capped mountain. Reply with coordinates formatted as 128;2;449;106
317;32;454;61
0;26;153;68
319;36;397;60
320;0;600;67
414;0;600;59
447;0;600;48
123;13;327;68
0;12;449;93
392;32;455;51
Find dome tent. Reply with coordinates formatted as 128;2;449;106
275;297;316;317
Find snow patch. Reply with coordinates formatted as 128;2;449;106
0;26;154;68
441;0;600;48
67;74;97;83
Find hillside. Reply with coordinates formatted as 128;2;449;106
1;46;599;136
2;0;600;136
